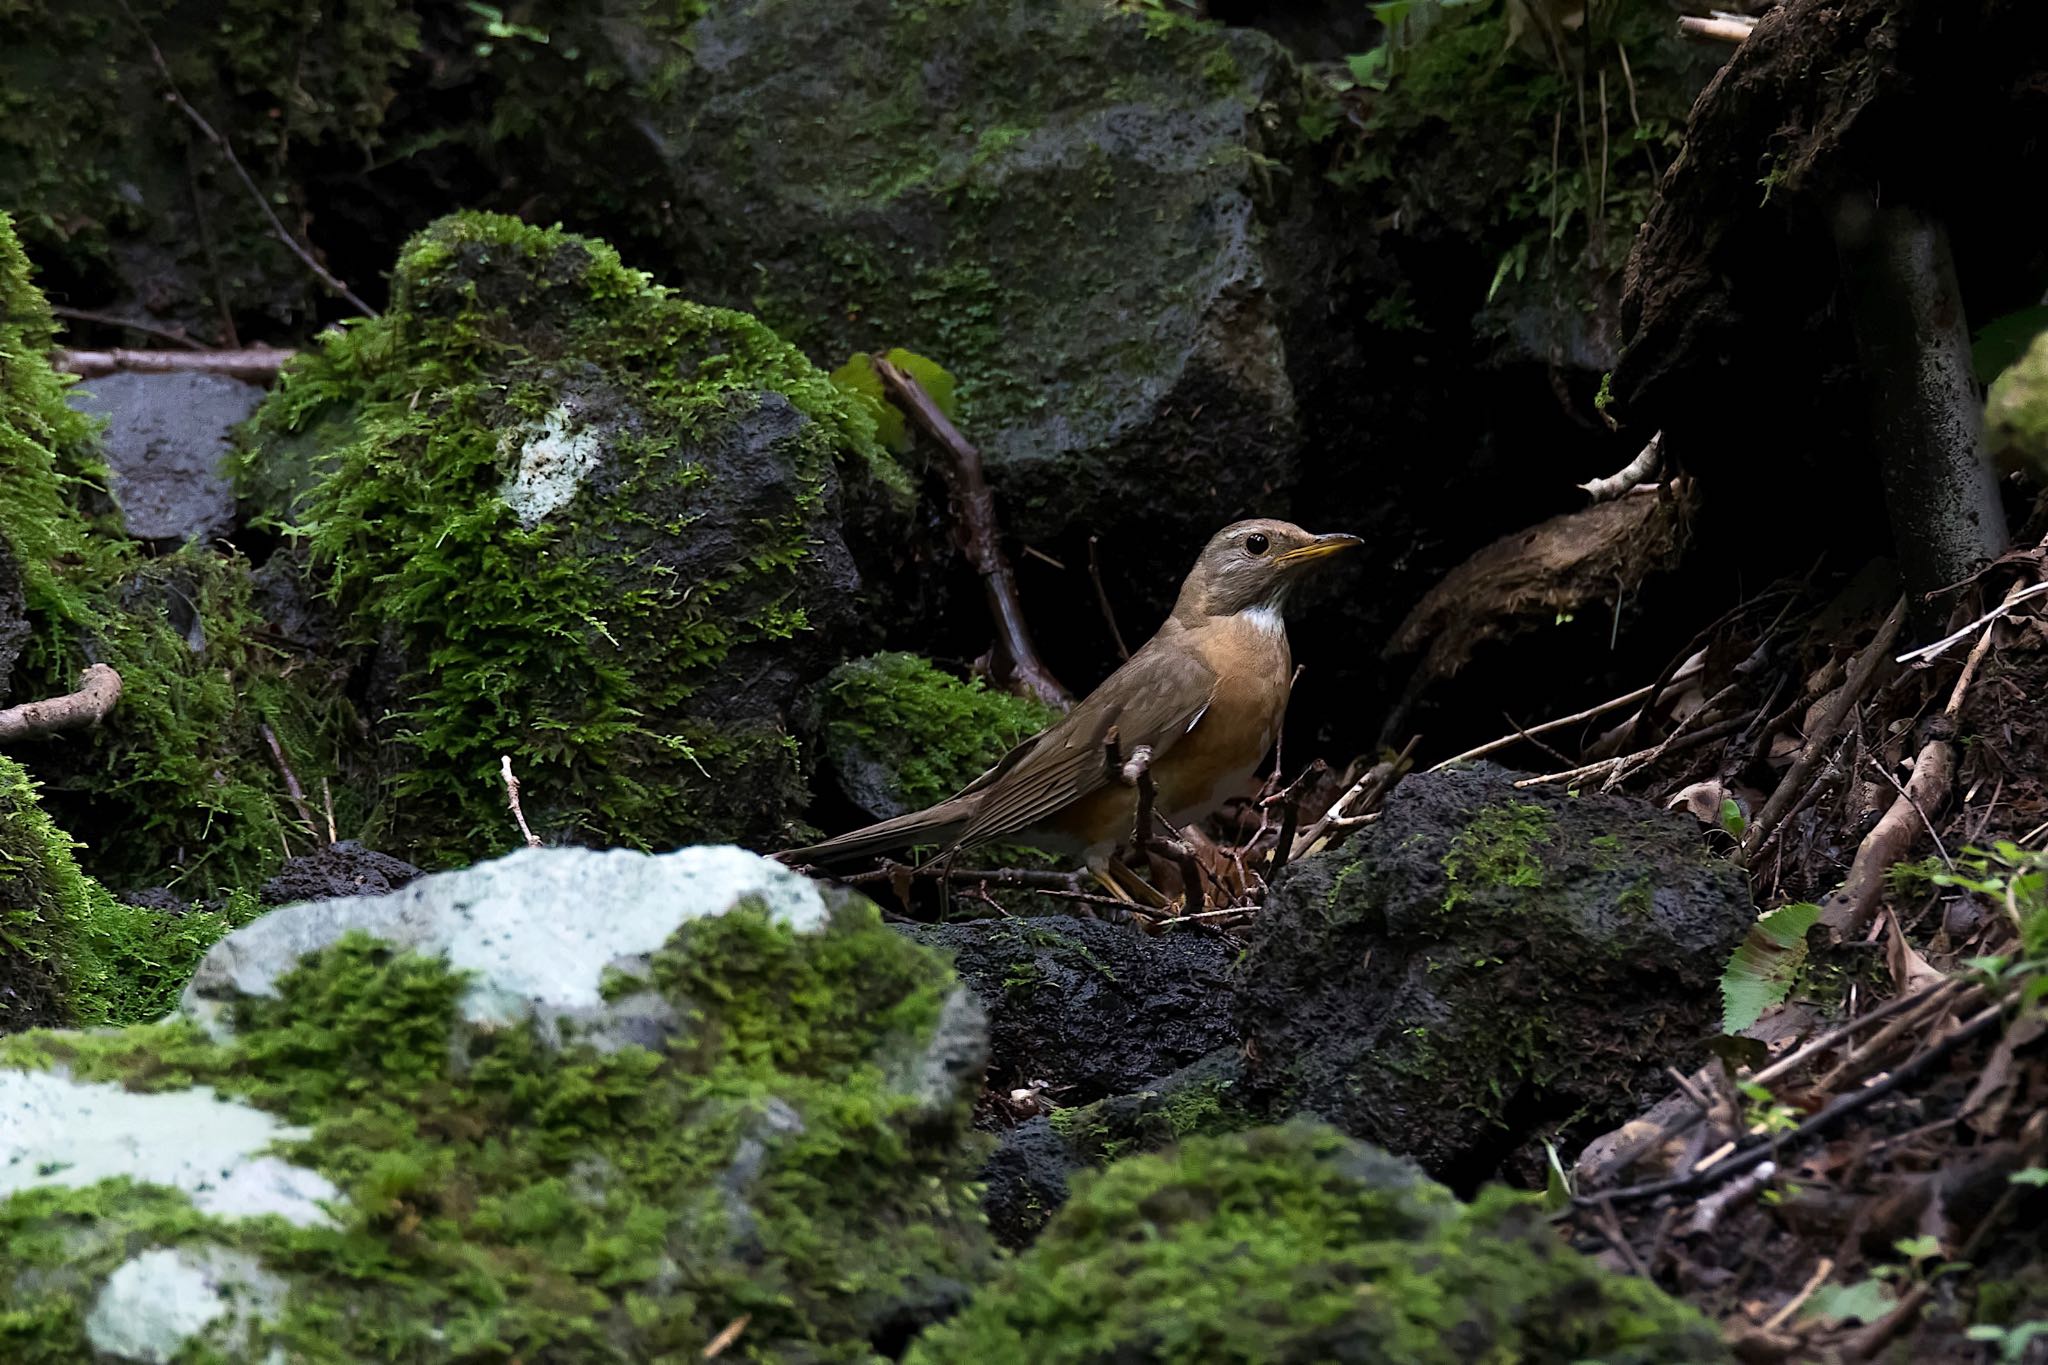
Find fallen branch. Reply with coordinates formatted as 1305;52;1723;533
121;0;378;318
499;754;541;849
1579;432;1663;501
1677;14;1756;43
1737;597;1905;867
1431;656;1703;770
872;356;1070;709
56;346;298;382
0;665;122;741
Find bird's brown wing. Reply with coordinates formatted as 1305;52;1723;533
951;638;1219;850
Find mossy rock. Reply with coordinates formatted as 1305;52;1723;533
1988;328;2048;484
1236;762;1753;1184
815;652;1057;820
908;1121;1732;1364
1;209;355;893
0;846;996;1361
545;0;1337;581
237;211;907;864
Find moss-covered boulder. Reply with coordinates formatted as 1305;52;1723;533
550;0;1337;578
1988;329;2048;484
1237;762;1752;1184
239;212;904;863
815;652;1056;821
908;1122;1732;1364
0;845;996;1361
1;209;353;893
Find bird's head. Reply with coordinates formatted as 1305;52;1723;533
1174;518;1363;619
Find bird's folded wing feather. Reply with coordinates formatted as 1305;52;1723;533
952;641;1219;849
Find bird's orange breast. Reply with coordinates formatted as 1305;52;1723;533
1045;609;1292;851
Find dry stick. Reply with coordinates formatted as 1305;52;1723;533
320;776;338;845
872;356;1069;709
1290;736;1419;863
48;306;204;351
1678;14;1756;42
1087;534;1131;661
56;347;299;381
1738;597;1906;867
120;0;378;318
499;755;541;848
1124;745;1205;916
1600;680;1742;791
1513;715;1746;789
1812;980;1977;1095
833;861;1085;893
1431;659;1704;770
259;723;322;841
1581;1002;2006;1208
1580;432;1663;501
0;664;123;741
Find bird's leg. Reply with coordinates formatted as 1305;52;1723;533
1122;746;1205;916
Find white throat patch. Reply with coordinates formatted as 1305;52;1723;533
1241;604;1286;638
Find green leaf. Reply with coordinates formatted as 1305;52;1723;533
827;349;958;455
1895;1234;1941;1263
1719;798;1747;838
2011;1167;2048;1187
1721;902;1821;1033
1804;1278;1896;1325
1541;1138;1572;1212
1972;304;2048;384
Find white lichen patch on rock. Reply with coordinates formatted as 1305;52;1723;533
85;1246;288;1364
0;1070;338;1226
184;845;834;1041
497;401;606;526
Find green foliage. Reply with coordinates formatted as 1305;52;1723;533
829;349;960;457
909;1122;1729;1364
1;210;343;893
818;652;1057;813
1;899;993;1360
242;211;897;864
1720;901;1821;1033
1323;0;1705;341
1909;843;2048;1007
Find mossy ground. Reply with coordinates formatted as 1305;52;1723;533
817;652;1058;814
909;1122;1730;1364
239;211;901;865
1;209;352;902
0;898;993;1361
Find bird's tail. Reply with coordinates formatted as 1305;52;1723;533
775;799;974;867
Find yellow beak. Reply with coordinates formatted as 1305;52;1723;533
1275;532;1364;567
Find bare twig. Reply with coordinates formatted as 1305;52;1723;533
1579;432;1663;501
1678;14;1756;42
1124;745;1204;915
120;0;377;318
1738;597;1905;866
1512;715;1746;789
0;664;122;741
872;356;1069;709
259;722;323;842
1761;1255;1835;1332
320;776;338;845
702;1314;750;1359
1290;736;1418;862
1431;657;1703;770
500;754;541;848
56;346;298;381
1581;1002;2004;1208
48;306;204;351
1088;534;1131;661
1895;581;2048;664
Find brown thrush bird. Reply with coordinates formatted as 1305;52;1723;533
780;519;1360;890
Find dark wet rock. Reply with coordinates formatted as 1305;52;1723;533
1237;762;1753;1185
256;840;421;907
902;915;1236;1107
979;1048;1255;1249
68;371;264;545
570;0;1343;596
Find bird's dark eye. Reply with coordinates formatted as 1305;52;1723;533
1244;532;1270;557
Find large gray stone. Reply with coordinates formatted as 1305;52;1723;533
70;371;263;543
0;845;996;1361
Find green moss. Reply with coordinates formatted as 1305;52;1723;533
908;1123;1729;1364
240;211;902;864
1442;801;1556;911
2;899;993;1360
819;652;1057;814
0;210;347;894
